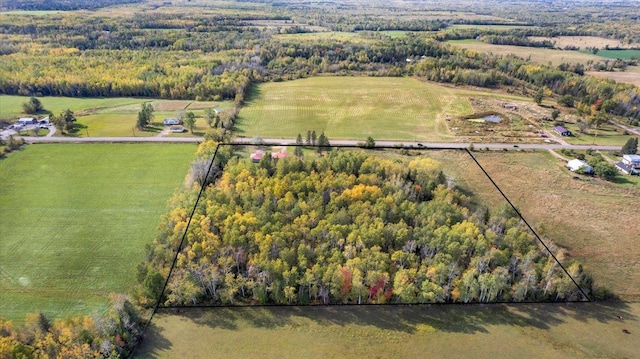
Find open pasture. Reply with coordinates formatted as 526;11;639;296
0;143;196;322
447;39;606;66
138;303;640;358
528;36;633;50
236;77;479;141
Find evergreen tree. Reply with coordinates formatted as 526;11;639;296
136;103;154;130
184;112;196;133
295;133;303;157
621;137;638;154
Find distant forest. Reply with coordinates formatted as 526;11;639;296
0;0;143;11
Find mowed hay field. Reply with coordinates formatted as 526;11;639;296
447;40;606;66
528;36;633;50
139;303;640;358
236;77;472;141
0;143;196;322
429;150;640;300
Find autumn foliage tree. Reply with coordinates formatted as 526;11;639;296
139;149;592;307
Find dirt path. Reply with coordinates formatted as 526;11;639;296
157;127;170;137
548;149;569;162
611;122;640;136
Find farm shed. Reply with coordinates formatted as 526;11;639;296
169;125;185;133
567;159;593;173
553;126;572;136
164;118;180;125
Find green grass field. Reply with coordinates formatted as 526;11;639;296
447;39;607;66
0;143;196;322
236;77;477;141
138;303;640;358
579;49;640;60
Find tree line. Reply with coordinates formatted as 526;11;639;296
0;295;143;359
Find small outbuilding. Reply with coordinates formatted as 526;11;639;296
567;159;593;174
622;154;640;169
169;125;185;133
250;150;264;162
504;104;518;110
553;126;572;136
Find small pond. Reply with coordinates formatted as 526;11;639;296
482;115;502;123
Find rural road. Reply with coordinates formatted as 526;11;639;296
18;135;624;151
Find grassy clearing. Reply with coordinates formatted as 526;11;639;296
580;49;640;60
586;70;640;88
430;150;640;300
528;36;633;50
447;39;606;66
0;143;196;322
275;32;371;44
236;77;480;141
138;303;640;358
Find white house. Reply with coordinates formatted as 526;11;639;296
17;117;36;125
622;154;640;169
615;161;638;175
567;159;593;173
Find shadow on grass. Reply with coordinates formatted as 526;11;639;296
136;321;172;357
154;301;636;335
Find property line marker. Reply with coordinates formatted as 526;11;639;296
465;148;591;302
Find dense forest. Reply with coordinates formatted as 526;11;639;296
137;148;590;306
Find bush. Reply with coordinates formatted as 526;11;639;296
593;162;617;181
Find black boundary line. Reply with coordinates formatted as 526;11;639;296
131;144;594;355
129;143;221;358
464;148;591;302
